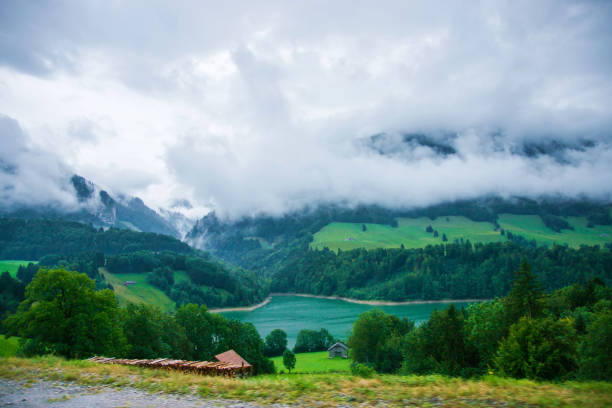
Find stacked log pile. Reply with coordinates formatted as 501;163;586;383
87;350;253;377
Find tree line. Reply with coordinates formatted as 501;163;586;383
0;218;193;260
272;241;612;301
2;268;275;374
348;261;612;381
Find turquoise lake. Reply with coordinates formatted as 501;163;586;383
222;295;474;347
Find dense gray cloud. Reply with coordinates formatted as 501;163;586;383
1;1;611;218
0;114;77;209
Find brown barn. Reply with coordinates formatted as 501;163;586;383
328;342;348;358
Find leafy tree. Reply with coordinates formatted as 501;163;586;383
174;303;216;360
121;303;188;359
464;299;507;368
505;260;543;321
294;328;334;353
4;268;125;358
283;349;296;373
402;305;473;376
0;272;25;322
16;263;39;285
426;225;433;233
579;307;612;380
362;224;367;232
441;233;448;242
349;309;413;373
495;316;578;380
221;320;275;374
264;329;288;357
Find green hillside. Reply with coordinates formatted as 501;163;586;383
312;214;612;251
100;268;239;313
498;214;612;247
0;260;36;279
100;268;176;313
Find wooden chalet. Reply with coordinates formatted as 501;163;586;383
87;349;253;377
328;342;349;358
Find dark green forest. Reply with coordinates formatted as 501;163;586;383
0;218;193;260
348;263;612;381
272;241;612;301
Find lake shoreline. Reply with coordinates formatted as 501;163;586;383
208;296;272;313
210;293;484;312
271;292;486;306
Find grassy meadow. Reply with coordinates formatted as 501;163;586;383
498;214;612;247
270;351;350;373
311;214;612;251
0;335;19;357
0;260;36;279
1;356;611;407
99;268;176;313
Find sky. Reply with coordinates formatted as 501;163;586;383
1;0;612;219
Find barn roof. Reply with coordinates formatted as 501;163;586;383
214;349;252;368
328;342;348;351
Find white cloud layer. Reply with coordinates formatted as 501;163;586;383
0;0;611;218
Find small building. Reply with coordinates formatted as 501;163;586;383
215;349;252;370
328;342;349;359
124;280;136;286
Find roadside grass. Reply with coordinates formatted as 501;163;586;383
0;335;19;357
99;268;175;313
311;214;612;252
1;356;611;407
0;260;37;279
270;351;350;373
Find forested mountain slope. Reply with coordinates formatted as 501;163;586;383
0;217;268;310
187;197;612;274
186;197;612;302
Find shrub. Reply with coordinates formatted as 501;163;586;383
350;362;375;378
579;310;612;380
495;317;578;380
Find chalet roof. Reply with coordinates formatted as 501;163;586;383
215;349;252;368
328;342;348;351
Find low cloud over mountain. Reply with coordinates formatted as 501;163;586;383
1;1;611;218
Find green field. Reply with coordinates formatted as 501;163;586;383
100;268;176;313
0;335;19;357
271;351;350;373
498;214;612;248
0;260;37;279
312;214;612;251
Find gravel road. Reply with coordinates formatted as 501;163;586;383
0;379;279;408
